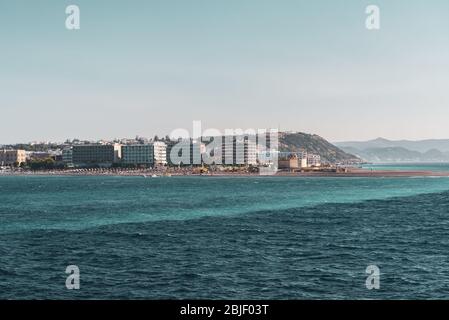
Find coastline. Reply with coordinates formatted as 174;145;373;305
2;168;449;178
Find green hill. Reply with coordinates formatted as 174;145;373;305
279;132;360;164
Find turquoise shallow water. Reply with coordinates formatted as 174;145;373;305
362;163;449;172
1;174;449;299
2;175;449;233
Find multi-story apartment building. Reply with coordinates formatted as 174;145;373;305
166;140;205;166
245;137;258;165
62;148;73;167
0;149;26;166
221;135;257;166
166;136;258;167
297;151;308;168
165;140;179;166
72;144;121;167
121;144;154;167
153;141;167;165
307;154;321;167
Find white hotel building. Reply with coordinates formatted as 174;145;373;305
153;141;167;165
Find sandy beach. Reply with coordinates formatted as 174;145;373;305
2;168;449;178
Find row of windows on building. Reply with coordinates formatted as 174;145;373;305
62;138;261;168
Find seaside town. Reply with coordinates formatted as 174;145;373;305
0;133;334;176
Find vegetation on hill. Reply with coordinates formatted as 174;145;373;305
279;132;360;164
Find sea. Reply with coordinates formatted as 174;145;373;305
361;162;449;172
2;165;449;299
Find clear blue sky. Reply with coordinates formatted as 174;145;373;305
1;0;448;143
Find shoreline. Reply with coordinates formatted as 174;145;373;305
1;169;449;178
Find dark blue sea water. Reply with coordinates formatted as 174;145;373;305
1;174;449;299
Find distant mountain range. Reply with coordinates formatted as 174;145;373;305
335;138;449;163
279;132;359;163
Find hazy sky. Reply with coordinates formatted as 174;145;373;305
1;0;448;143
